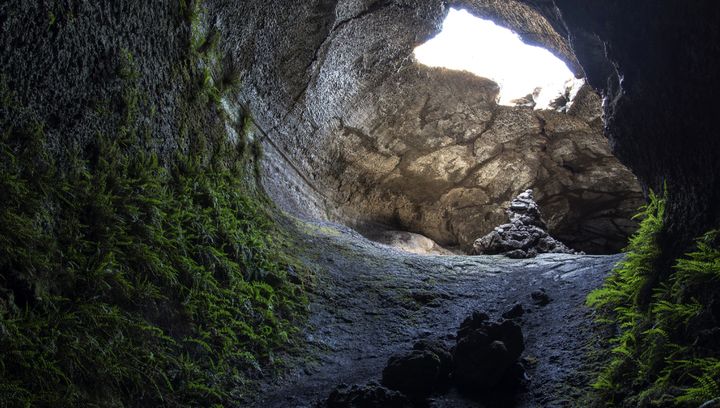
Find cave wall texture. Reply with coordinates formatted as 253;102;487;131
0;1;317;404
548;0;720;273
0;1;191;157
207;0;648;254
207;0;719;259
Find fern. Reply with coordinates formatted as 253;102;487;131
0;27;310;406
588;189;720;407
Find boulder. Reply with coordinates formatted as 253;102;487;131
452;312;526;393
381;350;442;399
412;339;453;383
502;303;525;319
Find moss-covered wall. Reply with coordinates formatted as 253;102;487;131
0;1;310;406
0;1;188;158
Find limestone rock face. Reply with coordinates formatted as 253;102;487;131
329;65;643;254
207;0;645;254
472;190;580;258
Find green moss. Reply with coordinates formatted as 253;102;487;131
0;23;309;408
587;191;720;407
291;217;342;238
48;11;56;28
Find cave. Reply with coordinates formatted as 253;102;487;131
1;1;719;407
255;4;644;255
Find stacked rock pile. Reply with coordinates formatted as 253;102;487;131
472;189;581;258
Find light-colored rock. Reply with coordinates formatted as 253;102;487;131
237;24;642;255
369;230;455;256
536;109;591;134
405;145;475;186
322;64;643;254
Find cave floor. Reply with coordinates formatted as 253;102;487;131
249;218;622;408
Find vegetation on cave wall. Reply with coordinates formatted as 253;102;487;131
0;3;310;406
588;190;720;407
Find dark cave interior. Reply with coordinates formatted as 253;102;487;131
1;1;719;407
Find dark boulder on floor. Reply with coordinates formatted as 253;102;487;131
381;349;442;399
456;311;491;338
324;382;413;408
412;339;453;383
531;289;552;306
502;303;525;319
452;312;527;393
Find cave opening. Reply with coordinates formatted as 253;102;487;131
414;8;577;108
333;8;644;257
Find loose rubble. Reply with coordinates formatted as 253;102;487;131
324;382;412;408
472;190;582;258
323;310;528;407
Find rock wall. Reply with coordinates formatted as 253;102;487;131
330;65;643;253
0;1;190;158
543;0;720;269
11;0;707;257
207;0;644;254
2;1;717;403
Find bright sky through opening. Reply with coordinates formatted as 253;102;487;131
414;9;575;106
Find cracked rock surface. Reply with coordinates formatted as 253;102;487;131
213;1;643;255
248;218;623;407
329;68;643;254
266;62;642;254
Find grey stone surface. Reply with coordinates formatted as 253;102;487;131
249;218;625;407
203;1;643;254
365;230;456;255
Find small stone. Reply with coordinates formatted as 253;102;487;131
325;382;412;408
531;289;551;306
521;355;539;367
502;303;525;319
